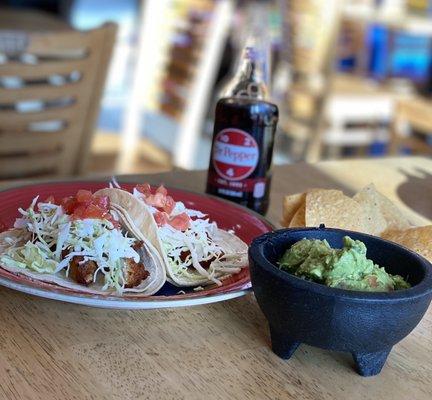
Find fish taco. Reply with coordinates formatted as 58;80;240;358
0;190;166;296
95;186;248;287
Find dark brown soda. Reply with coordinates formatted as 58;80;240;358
206;97;278;215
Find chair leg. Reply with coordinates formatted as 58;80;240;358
389;107;404;155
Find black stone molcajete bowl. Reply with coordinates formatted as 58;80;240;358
248;227;432;377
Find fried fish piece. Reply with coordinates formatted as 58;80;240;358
123;258;149;288
121;240;150;288
69;256;98;285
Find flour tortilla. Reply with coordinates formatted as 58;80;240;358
0;213;166;296
95;188;162;259
95;188;248;287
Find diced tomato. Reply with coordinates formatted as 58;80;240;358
76;189;93;204
135;183;152;196
156;185;168;196
145;192;166;208
60;196;76;214
168;212;190;231
71;204;106;220
69;205;85;220
44;195;56;204
133;183;185;229
154;211;169;227
59;190;117;226
93;195;110;210
163;195;175;214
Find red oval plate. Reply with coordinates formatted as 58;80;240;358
0;181;273;309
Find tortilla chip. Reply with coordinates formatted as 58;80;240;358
382;226;432;262
351;187;387;236
282;193;305;227
289;203;306;227
305;189;368;232
353;183;411;233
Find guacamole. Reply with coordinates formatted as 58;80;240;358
279;236;410;292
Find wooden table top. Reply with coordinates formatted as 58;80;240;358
0;156;431;400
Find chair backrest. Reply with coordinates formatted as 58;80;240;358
0;23;117;179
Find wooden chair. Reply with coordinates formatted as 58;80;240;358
389;96;432;155
0;23;117;179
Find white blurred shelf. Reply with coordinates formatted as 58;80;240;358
343;5;432;35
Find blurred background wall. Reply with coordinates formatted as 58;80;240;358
1;0;431;177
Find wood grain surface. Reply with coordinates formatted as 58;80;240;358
0;157;431;400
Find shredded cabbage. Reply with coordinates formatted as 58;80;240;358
1;242;58;273
0;198;140;293
158;216;241;285
171;201;206;218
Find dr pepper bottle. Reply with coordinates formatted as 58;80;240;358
206;41;278;215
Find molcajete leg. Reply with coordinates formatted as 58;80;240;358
269;326;300;359
352;347;392;377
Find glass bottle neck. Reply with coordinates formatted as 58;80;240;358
222;42;270;100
